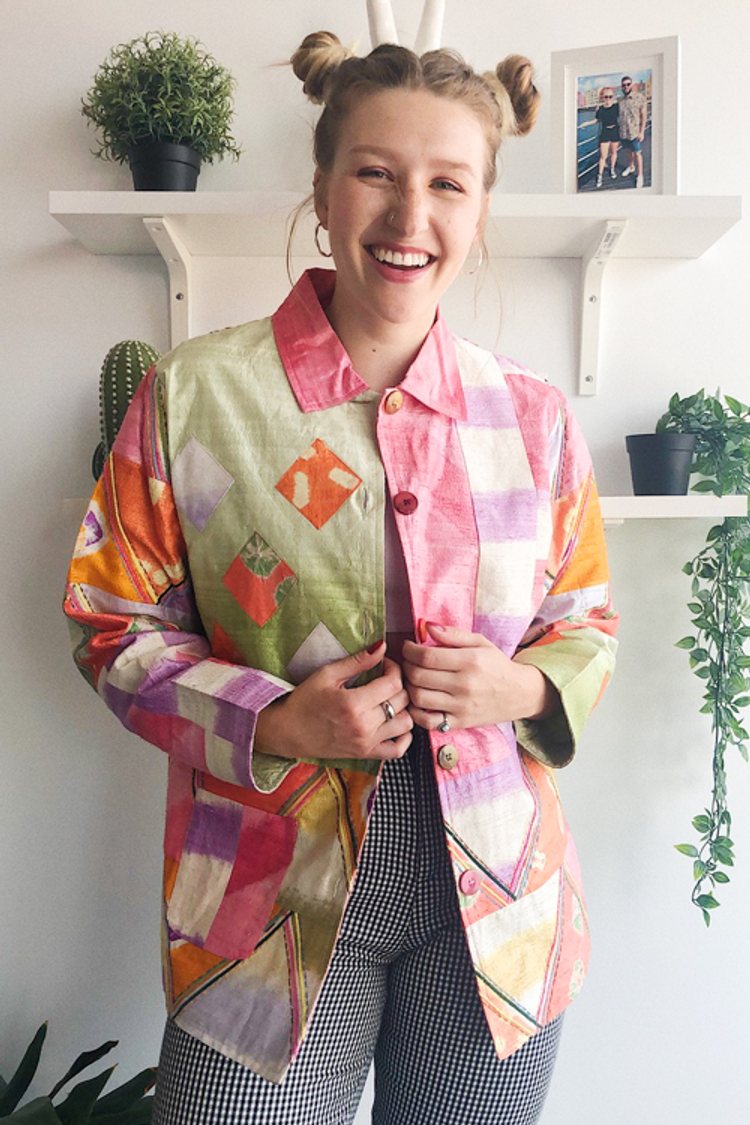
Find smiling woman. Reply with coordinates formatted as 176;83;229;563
63;19;617;1125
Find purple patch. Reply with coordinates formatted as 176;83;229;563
445;755;527;812
473;613;529;655
473;490;538;541
172;437;234;532
209;673;289;786
102;682;135;726
462;386;518;428
184;797;242;861
82;508;105;547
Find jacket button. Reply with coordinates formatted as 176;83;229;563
384;390;404;414
458;869;480;896
437;744;459;770
393;491;418;515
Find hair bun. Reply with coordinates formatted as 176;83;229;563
291;31;354;105
495;55;540;136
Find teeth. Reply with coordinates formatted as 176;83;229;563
371;246;430;268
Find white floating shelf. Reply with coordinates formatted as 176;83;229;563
49;190;742;260
601;494;748;526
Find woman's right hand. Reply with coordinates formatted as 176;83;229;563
254;641;413;762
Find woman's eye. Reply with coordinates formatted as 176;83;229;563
433;179;462;192
358;168;390;181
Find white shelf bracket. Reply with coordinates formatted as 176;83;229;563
578;219;627;395
143;216;192;348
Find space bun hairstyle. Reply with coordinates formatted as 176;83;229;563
291;32;540;190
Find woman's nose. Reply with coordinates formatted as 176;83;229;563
388;188;429;237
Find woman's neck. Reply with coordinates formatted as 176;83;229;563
326;290;435;393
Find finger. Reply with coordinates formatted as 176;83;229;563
373;730;413;760
350;662;406;712
402;641;464;672
402;662;455;693
330;641;386;688
407;704;457;732
424;622;493;648
405;684;454;714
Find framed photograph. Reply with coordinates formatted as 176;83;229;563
551;37;680;195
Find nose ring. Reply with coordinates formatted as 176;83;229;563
387;211;396;225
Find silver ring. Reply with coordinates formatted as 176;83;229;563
437;713;450;733
381;699;396;722
387;210;396;225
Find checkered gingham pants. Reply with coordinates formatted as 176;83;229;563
153;731;563;1125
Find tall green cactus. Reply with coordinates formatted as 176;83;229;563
92;340;160;479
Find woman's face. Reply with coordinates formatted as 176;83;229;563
314;87;489;340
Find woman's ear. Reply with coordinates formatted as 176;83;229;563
313;168;329;228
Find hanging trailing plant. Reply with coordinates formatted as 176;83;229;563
657;390;750;924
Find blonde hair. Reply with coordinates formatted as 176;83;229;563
291;32;540;191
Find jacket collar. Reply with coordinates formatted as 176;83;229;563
271;268;467;420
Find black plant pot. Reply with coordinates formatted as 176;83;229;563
128;141;201;191
626;432;697;495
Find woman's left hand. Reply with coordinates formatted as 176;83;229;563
402;622;558;732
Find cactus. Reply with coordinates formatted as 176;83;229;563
92;340;160;479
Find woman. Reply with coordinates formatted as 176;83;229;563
64;29;617;1125
592;86;621;187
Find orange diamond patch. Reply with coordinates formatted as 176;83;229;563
276;439;362;529
223;532;296;628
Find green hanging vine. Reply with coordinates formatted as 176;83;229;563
657;391;750;924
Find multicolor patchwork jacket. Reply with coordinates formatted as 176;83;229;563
64;268;617;1082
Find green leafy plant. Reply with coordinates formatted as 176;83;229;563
0;1023;155;1123
658;390;750;924
81;31;241;164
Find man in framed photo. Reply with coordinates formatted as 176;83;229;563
618;75;648;188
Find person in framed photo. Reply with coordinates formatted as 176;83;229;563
618;74;648;188
581;86;621;188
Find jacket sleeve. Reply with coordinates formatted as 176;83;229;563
63;366;295;793
512;393;618;767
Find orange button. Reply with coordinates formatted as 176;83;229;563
393;491;418;515
384;390;404;414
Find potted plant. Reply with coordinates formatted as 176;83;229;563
0;1022;155;1121
81;31;241;190
658;390;750;924
625;430;697;495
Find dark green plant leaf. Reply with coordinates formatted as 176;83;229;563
55;1068;115;1125
676;636;696;650
3;1096;62;1123
696;893;720;909
714;871;731;883
93;1098;154;1125
48;1043;117;1102
91;1070;156;1117
0;1024;48;1115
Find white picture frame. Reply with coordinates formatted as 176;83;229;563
551;37;680;195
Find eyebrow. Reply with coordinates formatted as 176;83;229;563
346;145;478;176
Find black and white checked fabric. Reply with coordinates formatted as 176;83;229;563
153;732;563;1125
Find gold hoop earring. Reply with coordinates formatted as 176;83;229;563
314;222;333;258
466;244;486;276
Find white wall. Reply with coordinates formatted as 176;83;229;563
2;1;749;1120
